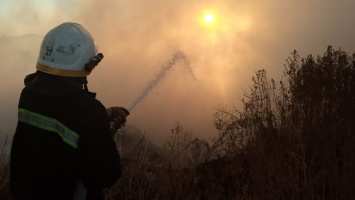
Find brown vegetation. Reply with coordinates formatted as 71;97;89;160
0;137;10;200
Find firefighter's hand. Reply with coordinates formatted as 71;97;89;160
106;107;130;131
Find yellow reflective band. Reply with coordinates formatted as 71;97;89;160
18;108;80;149
36;63;91;76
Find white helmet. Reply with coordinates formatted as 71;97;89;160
36;22;98;77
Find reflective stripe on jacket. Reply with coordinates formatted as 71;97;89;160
18;108;79;149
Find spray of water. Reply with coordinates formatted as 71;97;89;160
128;50;195;111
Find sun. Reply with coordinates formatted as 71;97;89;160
204;13;215;24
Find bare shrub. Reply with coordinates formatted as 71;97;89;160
106;122;213;200
212;46;355;199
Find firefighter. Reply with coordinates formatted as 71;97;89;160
10;22;129;200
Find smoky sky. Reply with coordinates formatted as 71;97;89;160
1;0;355;144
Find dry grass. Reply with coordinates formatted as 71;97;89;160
0;136;11;200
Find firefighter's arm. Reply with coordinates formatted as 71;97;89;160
77;105;122;189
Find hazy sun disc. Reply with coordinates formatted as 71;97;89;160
204;13;215;24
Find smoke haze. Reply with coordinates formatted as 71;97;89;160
1;0;355;144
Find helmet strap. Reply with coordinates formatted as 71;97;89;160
76;76;96;98
76;77;89;91
83;83;89;92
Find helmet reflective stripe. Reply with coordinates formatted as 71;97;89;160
36;63;90;77
18;108;79;149
37;22;98;77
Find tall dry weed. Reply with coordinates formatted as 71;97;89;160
212;46;355;199
0;136;11;200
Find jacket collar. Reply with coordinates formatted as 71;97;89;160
24;71;87;96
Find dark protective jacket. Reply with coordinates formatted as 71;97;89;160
10;71;121;200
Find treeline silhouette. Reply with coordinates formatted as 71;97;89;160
1;46;355;199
